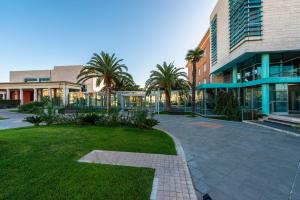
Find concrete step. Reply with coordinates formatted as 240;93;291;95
264;119;299;127
251;120;300;135
268;114;300;125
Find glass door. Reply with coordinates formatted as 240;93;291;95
270;84;288;114
288;84;300;114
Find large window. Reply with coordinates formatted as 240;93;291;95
270;52;300;77
229;0;263;49
211;16;217;65
237;55;262;83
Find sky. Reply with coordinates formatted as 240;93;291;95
0;0;217;86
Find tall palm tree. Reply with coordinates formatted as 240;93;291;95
77;51;131;111
145;62;189;112
185;47;204;115
114;75;140;91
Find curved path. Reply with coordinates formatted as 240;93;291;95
156;115;300;200
0;109;32;129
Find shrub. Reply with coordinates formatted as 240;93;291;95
24;116;44;126
79;113;101;125
40;106;58;125
0;100;20;109
144;118;159;127
213;90;241;121
18;102;45;114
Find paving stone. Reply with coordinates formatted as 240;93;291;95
79;148;197;199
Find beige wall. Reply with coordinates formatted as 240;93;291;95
9;65;94;92
210;0;300;74
10;70;51;82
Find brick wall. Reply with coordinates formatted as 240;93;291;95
187;29;211;85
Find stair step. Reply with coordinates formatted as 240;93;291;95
268;115;300;125
255;121;300;134
264;119;298;127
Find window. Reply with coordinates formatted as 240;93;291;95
203;64;207;73
270;52;300;77
203;79;207;84
24;78;38;82
238;55;262;83
211;16;218;65
229;0;263;49
198;68;201;76
203;49;207;58
39;77;50;82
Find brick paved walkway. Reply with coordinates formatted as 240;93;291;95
79;149;197;200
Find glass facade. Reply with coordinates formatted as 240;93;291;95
211;16;217;65
229;0;263;49
237;55;262;83
270;52;300;77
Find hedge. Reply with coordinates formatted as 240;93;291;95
0;100;20;109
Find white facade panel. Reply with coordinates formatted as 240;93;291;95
210;0;300;74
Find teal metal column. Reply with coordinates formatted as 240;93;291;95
232;65;238;84
261;54;270;115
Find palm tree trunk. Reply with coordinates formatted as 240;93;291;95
192;61;197;115
165;89;171;112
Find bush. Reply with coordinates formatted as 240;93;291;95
24;116;44;126
24;107;159;129
40;106;58;125
79;113;102;125
144;118;159;127
0;100;20;109
18;102;45;114
213;90;241;121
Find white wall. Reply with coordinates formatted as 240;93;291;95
210;0;300;74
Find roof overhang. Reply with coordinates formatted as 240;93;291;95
0;81;82;90
197;77;300;89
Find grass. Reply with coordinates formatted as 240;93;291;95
0;115;8;120
0;125;176;199
8;108;19;113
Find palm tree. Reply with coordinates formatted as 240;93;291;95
185;47;203;115
145;62;189;112
114;75;140;91
77;51;131;111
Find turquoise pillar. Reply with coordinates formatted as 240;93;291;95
232;65;238;84
261;54;270;115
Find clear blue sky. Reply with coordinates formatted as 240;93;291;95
0;0;217;86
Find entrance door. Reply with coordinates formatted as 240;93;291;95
288;84;300;114
270;84;288;115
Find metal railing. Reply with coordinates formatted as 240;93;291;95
241;107;263;121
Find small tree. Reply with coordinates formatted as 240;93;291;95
213;90;240;121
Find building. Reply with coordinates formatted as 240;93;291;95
198;0;300;115
0;65;94;105
187;29;211;85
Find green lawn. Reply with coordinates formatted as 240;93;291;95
0;115;8;120
0;125;176;200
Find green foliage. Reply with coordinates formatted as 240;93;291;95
145;62;189;112
144;118;159;128
18;101;45;114
24;116;44;126
40;106;58;125
0;126;176;199
28;105;159;129
0;100;20;109
79;113;102;125
77;51;134;110
213;90;241;121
